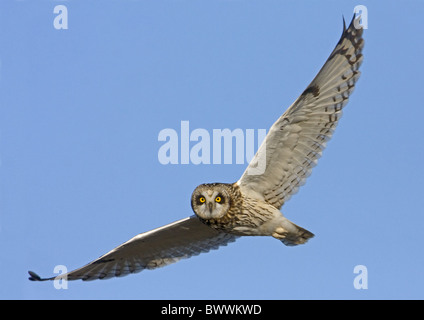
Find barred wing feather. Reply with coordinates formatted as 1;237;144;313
238;15;364;209
28;216;237;281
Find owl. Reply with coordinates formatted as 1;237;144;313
29;14;364;282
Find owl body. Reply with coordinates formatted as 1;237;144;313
191;182;314;245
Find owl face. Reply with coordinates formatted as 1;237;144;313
191;184;231;220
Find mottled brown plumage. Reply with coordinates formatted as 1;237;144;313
191;182;314;242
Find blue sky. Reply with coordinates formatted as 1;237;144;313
1;0;423;299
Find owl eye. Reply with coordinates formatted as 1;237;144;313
215;196;222;203
199;197;206;203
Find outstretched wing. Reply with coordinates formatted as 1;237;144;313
238;15;364;209
28;216;237;281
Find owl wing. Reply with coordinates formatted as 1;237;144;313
237;15;364;209
28;216;237;281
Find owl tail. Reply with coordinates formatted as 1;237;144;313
272;219;314;246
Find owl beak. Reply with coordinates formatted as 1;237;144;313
208;203;213;214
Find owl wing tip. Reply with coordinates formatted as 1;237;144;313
28;270;52;281
28;270;42;281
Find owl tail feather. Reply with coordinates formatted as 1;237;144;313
281;226;314;246
272;220;314;246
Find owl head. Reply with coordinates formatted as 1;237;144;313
191;183;232;220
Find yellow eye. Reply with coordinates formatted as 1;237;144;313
215;196;222;203
199;197;206;203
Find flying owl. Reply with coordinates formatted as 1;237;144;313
28;14;364;282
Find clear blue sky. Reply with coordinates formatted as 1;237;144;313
1;0;423;299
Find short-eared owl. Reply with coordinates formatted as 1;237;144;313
29;15;364;282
